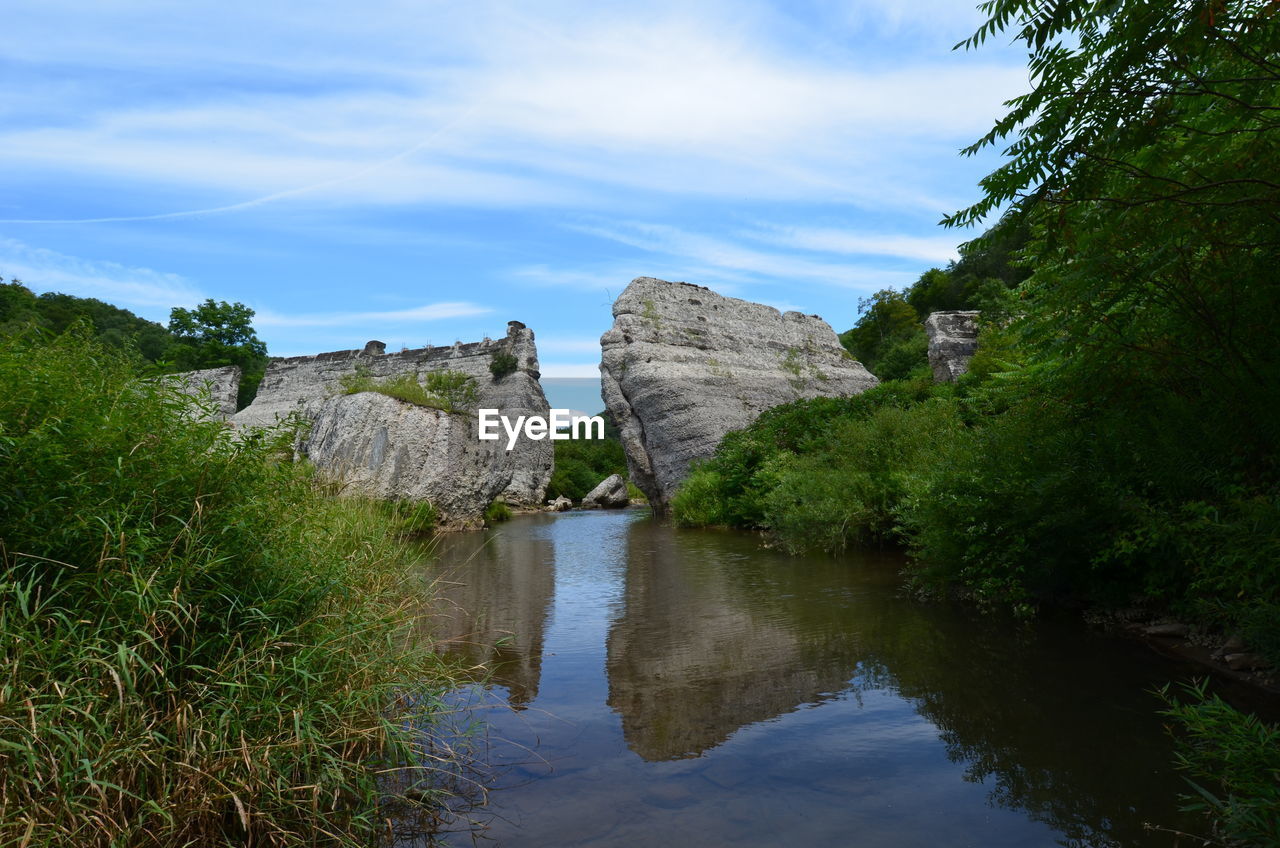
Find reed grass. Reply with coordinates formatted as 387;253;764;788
0;327;462;846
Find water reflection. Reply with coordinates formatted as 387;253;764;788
411;510;1200;847
420;521;556;706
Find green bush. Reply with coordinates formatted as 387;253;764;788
379;498;439;536
672;378;957;543
484;499;513;524
762;400;964;554
489;350;518;379
0;328;456;846
1159;681;1280;847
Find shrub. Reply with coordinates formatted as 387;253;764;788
1159;681;1280;847
489;350;518;379
484;499;512;524
380;498;439;536
546;436;627;501
0;328;457;846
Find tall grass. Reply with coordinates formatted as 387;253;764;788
0;328;459;846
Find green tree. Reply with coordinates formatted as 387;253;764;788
839;289;922;376
167;299;269;408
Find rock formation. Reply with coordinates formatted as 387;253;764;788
234;321;553;517
925;311;980;382
302;392;514;529
164;365;242;420
581;473;630;509
599;277;878;513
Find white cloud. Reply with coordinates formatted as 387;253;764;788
0;237;203;313
0;4;1026;220
254;301;491;328
569;220;917;289
745;224;961;263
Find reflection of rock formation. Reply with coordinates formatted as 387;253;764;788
601;518;1194;846
606;523;868;760
419;522;556;706
599;278;877;513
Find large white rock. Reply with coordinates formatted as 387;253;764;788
599;277;878;514
924;311;980;382
303;392;511;529
234;321;553;508
581;473;630;509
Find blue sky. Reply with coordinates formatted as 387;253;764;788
1;0;1027;380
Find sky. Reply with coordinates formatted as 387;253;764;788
0;0;1028;389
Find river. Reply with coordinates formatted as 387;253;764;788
405;508;1201;847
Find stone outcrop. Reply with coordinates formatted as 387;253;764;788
925;311;980;383
302;392;510;529
234;321;553;514
599;277;878;513
165;365;241;420
581;473;629;509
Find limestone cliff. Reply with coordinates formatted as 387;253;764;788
234;321;553;509
164;365;241;421
599;277;878;513
924;311;980;383
302;392;509;529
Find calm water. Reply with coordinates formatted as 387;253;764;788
408;508;1201;847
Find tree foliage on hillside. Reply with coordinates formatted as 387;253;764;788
839;214;1031;378
0;280;269;408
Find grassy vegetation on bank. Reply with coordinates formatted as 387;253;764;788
0;327;458;846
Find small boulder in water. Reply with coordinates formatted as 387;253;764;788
581;474;630;509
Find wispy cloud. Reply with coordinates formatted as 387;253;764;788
0;3;1025;221
568;220;917;289
0;238;203;312
254;302;491;328
745;223;961;264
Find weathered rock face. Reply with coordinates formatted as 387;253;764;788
581;473;629;509
303;392;510;529
165;365;242;420
925;311;980;383
234;321;552;509
599;277;878;513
